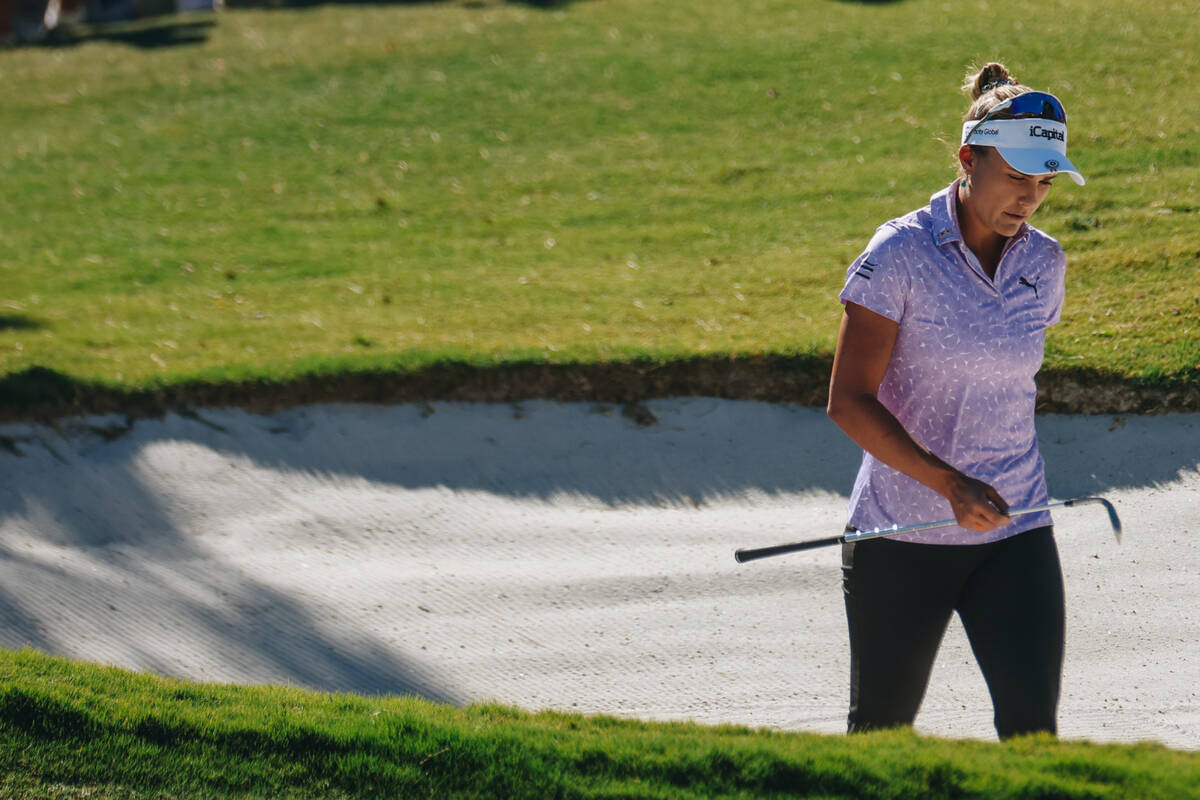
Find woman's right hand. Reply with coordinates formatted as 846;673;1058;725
944;473;1011;531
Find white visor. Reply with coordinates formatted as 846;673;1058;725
961;118;1085;185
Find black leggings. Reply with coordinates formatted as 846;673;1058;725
842;526;1064;739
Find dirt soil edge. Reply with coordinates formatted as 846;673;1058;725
1;358;1197;423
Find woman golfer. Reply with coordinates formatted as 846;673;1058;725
826;62;1085;739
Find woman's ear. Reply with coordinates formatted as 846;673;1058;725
957;144;976;176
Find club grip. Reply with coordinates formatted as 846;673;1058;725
734;534;844;563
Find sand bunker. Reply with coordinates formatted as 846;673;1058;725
0;399;1195;747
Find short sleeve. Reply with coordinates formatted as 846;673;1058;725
838;224;912;324
1044;246;1067;327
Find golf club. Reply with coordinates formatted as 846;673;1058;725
734;495;1121;563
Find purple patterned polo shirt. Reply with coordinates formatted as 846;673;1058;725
838;181;1066;545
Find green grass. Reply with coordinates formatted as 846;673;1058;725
2;648;1198;800
0;0;1197;404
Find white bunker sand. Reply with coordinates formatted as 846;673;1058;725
0;399;1196;748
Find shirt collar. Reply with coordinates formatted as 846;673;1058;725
930;179;1031;249
930;181;963;248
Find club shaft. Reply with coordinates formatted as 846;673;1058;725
733;496;1119;563
844;500;1064;543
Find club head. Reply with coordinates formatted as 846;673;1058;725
1066;496;1122;544
1099;498;1123;544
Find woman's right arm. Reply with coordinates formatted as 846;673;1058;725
826;301;1011;532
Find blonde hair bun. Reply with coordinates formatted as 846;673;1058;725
963;62;1018;101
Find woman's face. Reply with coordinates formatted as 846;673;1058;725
959;146;1055;239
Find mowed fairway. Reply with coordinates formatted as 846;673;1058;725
1;0;1197;394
